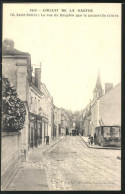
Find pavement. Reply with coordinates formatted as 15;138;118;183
5;136;65;191
27;136;65;162
80;135;121;151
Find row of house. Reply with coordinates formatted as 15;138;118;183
1;39;70;190
81;71;121;140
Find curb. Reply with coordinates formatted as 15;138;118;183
27;136;66;163
80;135;121;150
43;136;67;153
42;136;67;191
42;153;53;191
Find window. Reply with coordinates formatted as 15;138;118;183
110;127;120;137
31;97;33;104
103;127;110;137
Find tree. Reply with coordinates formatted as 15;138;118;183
2;76;26;132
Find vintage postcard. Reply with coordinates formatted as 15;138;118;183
1;3;121;191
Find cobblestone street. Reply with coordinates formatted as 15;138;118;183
2;4;122;192
43;136;121;191
6;136;121;191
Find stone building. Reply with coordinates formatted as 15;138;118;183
91;72;121;139
47;90;54;141
41;82;53;142
99;83;121;126
2;39;31;153
93;70;103;99
81;71;120;139
28;66;54;149
81;103;91;136
91;98;100;137
58;108;62;136
53;106;61;138
2;39;55;189
61;108;69;135
66;111;73;135
91;71;104;137
2;39;31;189
28;67;44;149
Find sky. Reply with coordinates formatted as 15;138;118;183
3;3;121;111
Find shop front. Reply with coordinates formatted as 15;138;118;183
28;112;42;149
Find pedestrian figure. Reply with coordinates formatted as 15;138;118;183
91;136;93;145
46;136;49;145
88;135;91;145
94;133;96;145
89;136;93;145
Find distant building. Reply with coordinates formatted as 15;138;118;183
91;71;104;137
93;70;103;99
82;71;120;139
53;106;61;138
91;82;121;138
82;103;91;136
41;83;53;142
61;108;69;135
99;83;121;126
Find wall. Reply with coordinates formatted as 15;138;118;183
1;132;21;190
29;87;42;115
17;65;27;101
99;83;121;126
2;56;30;161
21;105;29;161
91;99;99;136
83;116;91;136
2;57;18;88
47;99;52;140
2;57;28;90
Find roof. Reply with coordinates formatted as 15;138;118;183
96;125;120;128
100;82;121;101
41;82;53;99
2;46;30;56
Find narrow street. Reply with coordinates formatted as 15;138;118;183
6;136;121;191
43;136;121;191
2;5;121;191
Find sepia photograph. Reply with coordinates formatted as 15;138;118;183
1;2;121;191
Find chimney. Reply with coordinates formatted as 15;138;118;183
105;83;113;94
3;38;14;49
35;68;41;90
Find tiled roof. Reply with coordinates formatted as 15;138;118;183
2;47;30;56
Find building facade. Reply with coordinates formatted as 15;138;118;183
82;104;91;136
2;39;54;155
2;39;31;159
53;106;61;138
61;108;69;136
2;39;32;189
99;83;121;126
91;72;121;140
90;71;104;138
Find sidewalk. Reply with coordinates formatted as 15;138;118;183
28;135;65;162
6;136;65;191
81;135;121;150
